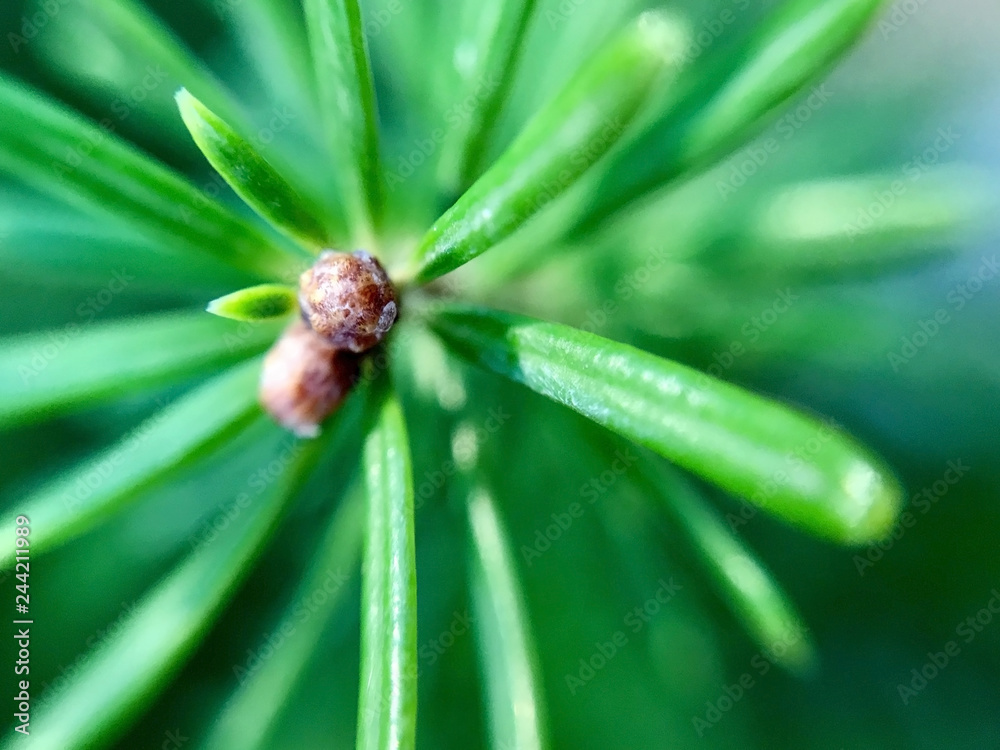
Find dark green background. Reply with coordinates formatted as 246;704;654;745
1;1;998;748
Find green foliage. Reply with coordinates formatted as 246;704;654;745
177;89;332;251
9;421;322;750
0;359;264;567
466;486;548;750
0;0;993;748
435;0;538;193
204;487;364;749
0;76;293;279
409;12;687;283
0;311;281;428
206;284;300;322
358;380;417;750
635;454;816;672
303;0;384;241
429;305;899;543
575;0;889;229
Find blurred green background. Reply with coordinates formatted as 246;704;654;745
1;0;999;748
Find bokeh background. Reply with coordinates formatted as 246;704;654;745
1;0;998;748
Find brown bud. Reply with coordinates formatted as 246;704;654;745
259;319;359;438
298;250;398;352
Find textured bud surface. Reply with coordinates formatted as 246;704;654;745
299;250;398;352
259;319;359;437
